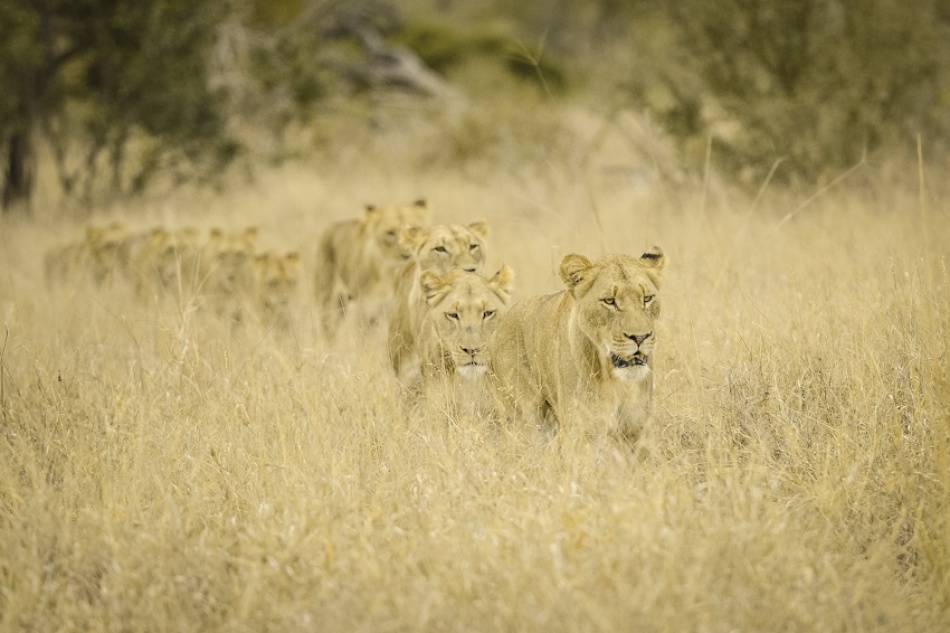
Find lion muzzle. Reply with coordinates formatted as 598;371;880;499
610;351;648;368
457;361;488;379
457;346;488;378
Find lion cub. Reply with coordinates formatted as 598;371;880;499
489;248;665;442
388;221;490;381
314;199;431;339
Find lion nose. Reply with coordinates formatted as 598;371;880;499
460;346;480;358
626;332;652;346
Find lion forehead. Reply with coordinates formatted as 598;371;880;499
436;289;500;313
395;205;431;226
371;206;427;231
429;273;509;319
422;225;483;251
587;262;658;299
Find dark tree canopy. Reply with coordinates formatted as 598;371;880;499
3;0;948;211
658;0;950;184
0;0;235;212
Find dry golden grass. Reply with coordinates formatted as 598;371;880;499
1;118;949;631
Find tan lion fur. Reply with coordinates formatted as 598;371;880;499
313;199;431;339
415;265;514;385
44;222;128;287
488;248;665;441
252;250;302;330
388;221;490;380
200;227;259;322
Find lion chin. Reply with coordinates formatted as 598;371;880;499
456;362;488;379
609;352;651;381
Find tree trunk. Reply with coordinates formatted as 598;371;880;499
1;132;35;213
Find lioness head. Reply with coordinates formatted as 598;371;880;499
419;265;515;379
254;250;302;327
255;250;302;308
143;227;201;287
205;227;258;290
85;222;128;284
400;221;490;275
361;198;431;262
560;248;665;381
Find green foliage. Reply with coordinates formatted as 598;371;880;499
246;26;334;122
395;19;508;74
80;1;237;190
248;0;305;27
395;16;569;95
655;0;950;185
503;41;567;95
0;0;237;209
419;93;575;179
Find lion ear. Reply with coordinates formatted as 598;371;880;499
360;204;380;225
639;246;665;270
639;247;665;288
399;226;428;251
412;199;432;223
559;254;594;290
489;264;515;302
467;220;490;239
420;271;450;305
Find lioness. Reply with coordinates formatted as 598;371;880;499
121;226;202;299
488;248;665;441
44;222;127;287
252;250;302;330
314;199;431;339
388;221;490;380
201;227;259;322
416;265;514;383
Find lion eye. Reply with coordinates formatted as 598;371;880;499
434;246;448;254
469;243;480;252
483;310;495;319
643;294;655;305
445;312;460;321
601;297;617;308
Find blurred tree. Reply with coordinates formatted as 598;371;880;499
658;0;950;185
0;0;235;213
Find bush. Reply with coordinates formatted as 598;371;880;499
654;0;950;185
0;0;237;211
395;16;569;95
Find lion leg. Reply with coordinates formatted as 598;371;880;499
317;281;349;342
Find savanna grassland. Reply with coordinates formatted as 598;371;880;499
1;102;949;632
